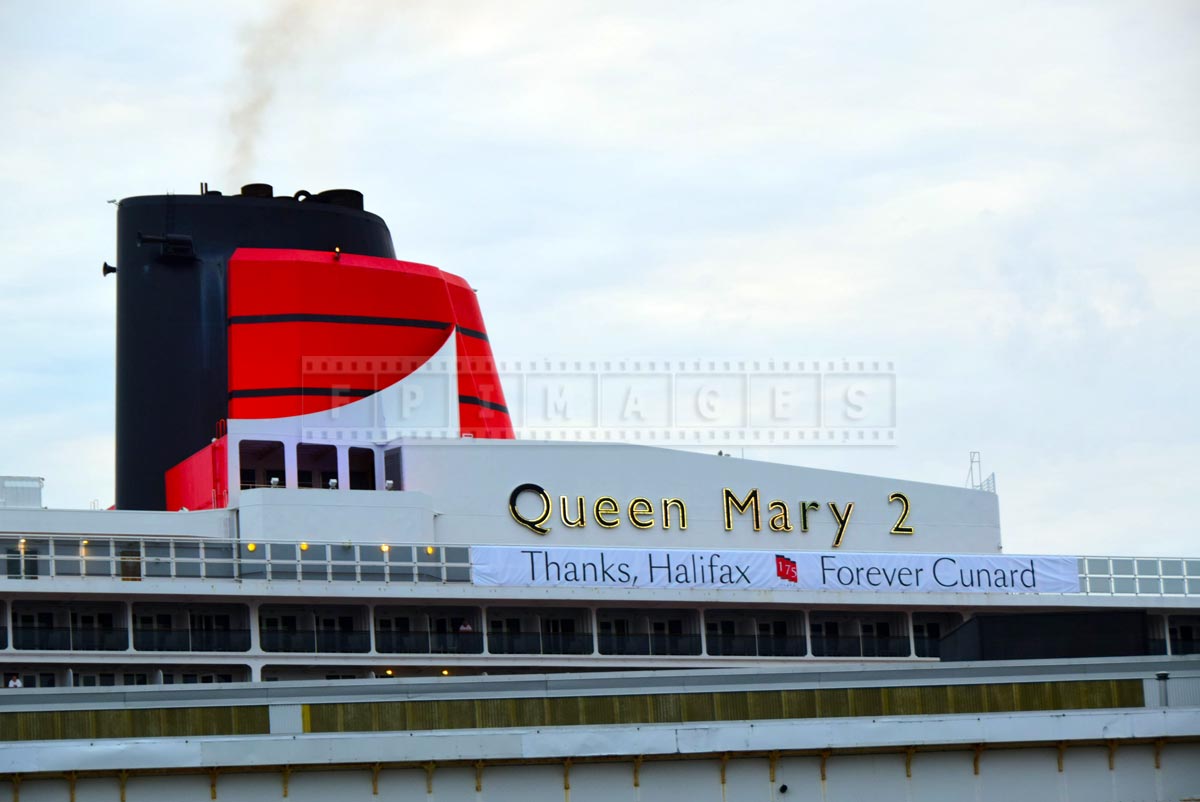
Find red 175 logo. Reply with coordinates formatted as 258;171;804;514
775;554;798;583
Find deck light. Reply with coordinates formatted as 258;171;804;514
81;540;89;545
385;669;393;676
380;545;390;553
246;543;257;552
300;542;309;551
425;546;435;555
441;669;450;676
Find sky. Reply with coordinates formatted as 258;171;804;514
0;1;1196;556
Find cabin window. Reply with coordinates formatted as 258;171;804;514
52;540;81;576
238;440;285;489
119;541;142;580
302;543;330;581
82;539;113;577
144;541;172;577
174;542;201;578
349;447;376;490
204;542;235;578
297;444;339;488
5;539;46;579
269;543;297;581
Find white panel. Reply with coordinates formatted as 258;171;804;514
122;773;214;802
907;751;978;802
1108;744;1162;801
0;506;233;538
1160;743;1200;800
11;745;1200;802
723;756;773;802
268;703;303;734
400;439;1002;554
637;760;724;802
775;755;825;800
475;764;563;802
1062;747;1113;800
236;487;435;543
977;748;1061;802
15;777;69;802
560;762;639;802
376;767;434;800
822;752;907;801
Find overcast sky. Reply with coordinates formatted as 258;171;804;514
0;1;1196;556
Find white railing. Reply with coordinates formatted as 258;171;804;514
0;535;471;584
1076;556;1200;596
1;534;1198;597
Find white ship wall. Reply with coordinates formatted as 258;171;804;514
397;440;1002;553
8;720;1200;802
10;747;1200;802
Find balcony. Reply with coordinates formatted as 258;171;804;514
757;635;807;657
132;629;251;652
862;636;911;657
375;631;431;654
374;631;483;654
651;633;702;655
812;635;911;658
12;627;128;651
598;633;650;655
706;634;807;657
260;630;373;653
315;630;370;653
706;634;758;656
487;632;542;655
598;633;702;656
541;632;593;655
430;632;483;655
260;630;317;653
914;636;941;658
811;636;865;657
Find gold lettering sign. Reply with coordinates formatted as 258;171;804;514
508;483;915;548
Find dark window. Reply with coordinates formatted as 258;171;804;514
349;448;376;490
298;444;338;488
239;440;285;489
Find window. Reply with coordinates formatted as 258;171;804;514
297;444;338;489
349;447;376;490
119;542;142;580
238;440;285;489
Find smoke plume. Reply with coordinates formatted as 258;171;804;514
227;0;315;185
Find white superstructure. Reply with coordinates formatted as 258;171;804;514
0;440;1196;687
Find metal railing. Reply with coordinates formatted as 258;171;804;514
1077;556;1200;596
0;536;472;586
597;633;703;656
132;630;252;652
3;535;1199;599
11;627;129;651
706;634;807;657
811;635;910;658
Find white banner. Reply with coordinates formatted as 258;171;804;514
470;546;1081;594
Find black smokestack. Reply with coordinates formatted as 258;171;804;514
113;187;395;510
